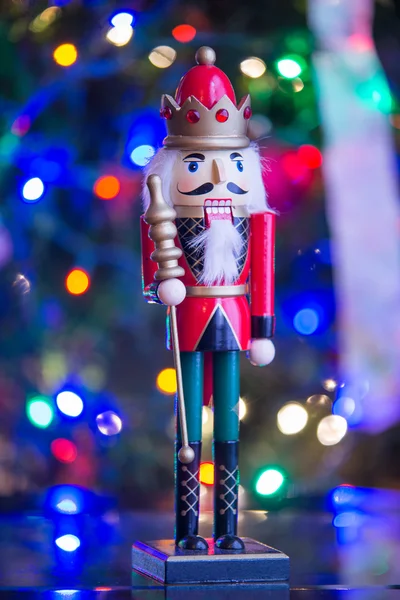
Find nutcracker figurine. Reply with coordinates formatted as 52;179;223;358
133;47;288;584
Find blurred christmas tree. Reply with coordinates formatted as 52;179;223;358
0;0;398;509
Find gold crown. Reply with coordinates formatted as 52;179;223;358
161;94;251;150
160;46;251;150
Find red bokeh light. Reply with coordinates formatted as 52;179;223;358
281;152;310;183
172;24;196;43
297;145;323;169
11;115;31;136
93;175;121;200
51;438;78;463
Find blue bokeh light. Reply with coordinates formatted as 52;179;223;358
293;308;319;335
46;485;85;514
56;499;78;514
130;144;155;167
55;534;81;552
110;11;135;28
21;177;45;203
56;390;84;418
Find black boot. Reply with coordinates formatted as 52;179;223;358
175;441;208;551
214;441;245;551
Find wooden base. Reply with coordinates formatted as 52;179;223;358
132;537;289;585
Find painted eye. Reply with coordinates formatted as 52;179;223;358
236;161;244;172
188;162;198;173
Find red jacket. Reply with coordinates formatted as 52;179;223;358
141;210;275;353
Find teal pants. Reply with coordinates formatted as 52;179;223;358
176;351;240;443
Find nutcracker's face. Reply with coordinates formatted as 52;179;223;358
170;149;250;208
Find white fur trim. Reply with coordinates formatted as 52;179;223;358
142;148;180;211
157;278;186;306
249;339;275;366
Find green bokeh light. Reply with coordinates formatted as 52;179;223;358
255;468;285;496
277;57;303;79
27;396;54;428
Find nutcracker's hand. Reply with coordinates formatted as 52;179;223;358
157;278;186;306
248;338;275;367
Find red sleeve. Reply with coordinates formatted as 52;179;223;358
140;215;161;304
250;211;275;338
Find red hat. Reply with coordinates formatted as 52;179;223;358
160;47;251;150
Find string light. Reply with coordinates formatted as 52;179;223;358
277;402;308;435
21;177;45;203
199;462;214;486
255;468;285;496
156;368;177;394
96;411;122;435
240;57;266;79
93;175;120;199
277;57;302;79
172;24;196;43
53;44;78;67
51;438;78;463
293;308;319;335
106;26;133;47
55;535;81;552
110;12;135;28
148;46;176;69
65;268;90;295
130;144;155;167
317;415;348;446
56;390;84;418
27;396;54;428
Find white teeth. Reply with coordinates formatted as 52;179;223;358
212;200;218;206
206;207;212;214
212;206;218;214
225;207;230;214
227;199;232;206
219;207;224;214
205;199;211;206
219;200;226;207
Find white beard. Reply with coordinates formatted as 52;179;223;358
189;220;243;286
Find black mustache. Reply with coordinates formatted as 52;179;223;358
227;182;248;195
178;182;249;196
177;183;214;195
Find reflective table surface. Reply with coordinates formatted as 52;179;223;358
0;487;399;599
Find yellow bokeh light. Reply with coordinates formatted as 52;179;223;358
53;43;78;67
106;26;133;47
148;46;177;69
240;57;266;79
199;462;214;486
317;415;347;446
239;397;247;420
156;368;177;394
65;268;90;295
322;378;337;392
277;402;308;435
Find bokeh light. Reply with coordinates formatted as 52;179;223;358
11;115;31;136
333;396;356;419
240;57;266;78
21;177;45;203
96;411;122;435
55;534;81;552
306;394;331;409
293;308;319;335
202;406;214;436
148;46;176;69
277;402;308;435
53;43;78;67
51;438;78;463
29;7;60;33
93;175;120;200
156;368;177;394
110;11;135;27
56;499;78;514
65;268;90;295
56;390;84;418
172;24;196;43
298;145;323;169
106;26;133;47
317;415;348;446
322;378;337;392
199;462;214;486
47;485;84;514
292;78;304;92
255;468;285;496
277;57;302;79
130;144;155;167
27;396;54;429
239;397;247;420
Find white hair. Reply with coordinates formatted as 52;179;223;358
142;142;269;213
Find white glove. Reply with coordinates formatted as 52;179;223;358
157;278;186;306
248;339;275;367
